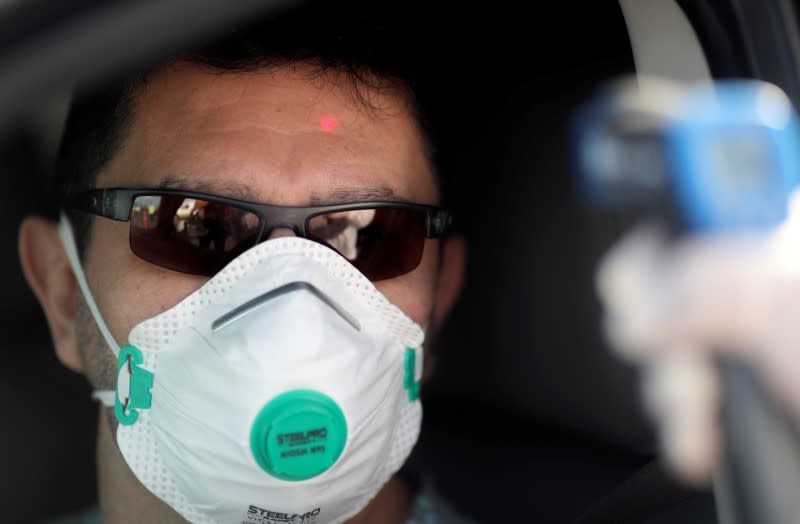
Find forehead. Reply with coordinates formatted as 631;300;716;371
99;62;437;205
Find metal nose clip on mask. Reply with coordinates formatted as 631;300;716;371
58;214;425;524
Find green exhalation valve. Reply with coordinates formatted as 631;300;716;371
250;389;347;481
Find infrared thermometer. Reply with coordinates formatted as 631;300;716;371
573;77;800;524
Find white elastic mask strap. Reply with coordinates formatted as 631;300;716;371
57;212;121;358
415;346;424;383
415;322;429;383
92;390;116;406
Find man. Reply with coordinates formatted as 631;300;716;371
17;5;465;523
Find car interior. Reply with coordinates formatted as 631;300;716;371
2;0;785;521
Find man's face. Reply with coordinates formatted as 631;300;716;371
78;62;445;387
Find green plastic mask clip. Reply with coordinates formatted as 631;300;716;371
115;345;154;426
403;348;421;402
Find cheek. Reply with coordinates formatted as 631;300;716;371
84;219;207;344
375;239;439;325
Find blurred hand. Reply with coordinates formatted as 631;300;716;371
597;192;800;485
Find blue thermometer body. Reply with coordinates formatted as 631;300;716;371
667;81;800;231
572;80;800;229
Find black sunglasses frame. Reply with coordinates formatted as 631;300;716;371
63;187;452;242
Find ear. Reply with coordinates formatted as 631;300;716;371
18;216;83;372
431;235;466;330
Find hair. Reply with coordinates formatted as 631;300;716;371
55;1;437;257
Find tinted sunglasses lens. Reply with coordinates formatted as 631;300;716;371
129;195;260;275
307;207;426;280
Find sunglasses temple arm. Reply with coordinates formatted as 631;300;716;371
64;189;134;221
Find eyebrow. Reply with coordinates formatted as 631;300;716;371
312;186;400;205
158;175;400;205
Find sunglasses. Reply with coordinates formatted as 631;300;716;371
64;188;451;281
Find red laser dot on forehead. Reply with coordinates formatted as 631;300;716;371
319;115;337;132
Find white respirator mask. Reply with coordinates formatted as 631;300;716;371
58;214;425;524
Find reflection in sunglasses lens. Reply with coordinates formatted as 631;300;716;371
130;195;260;275
308;207;425;281
308;209;376;260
